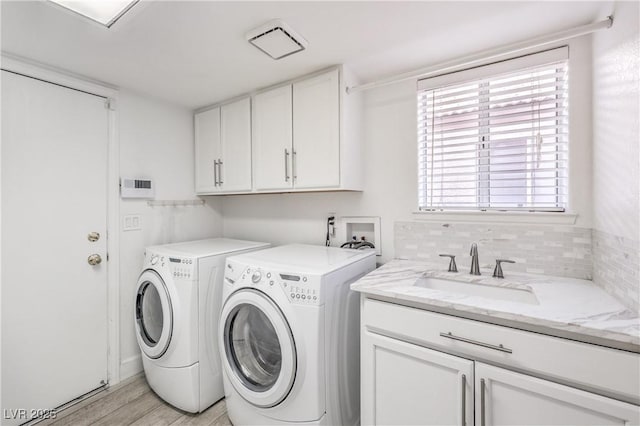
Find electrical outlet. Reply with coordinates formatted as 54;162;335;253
328;212;336;236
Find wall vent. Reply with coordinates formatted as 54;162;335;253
246;19;308;60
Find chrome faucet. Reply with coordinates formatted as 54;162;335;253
470;243;480;275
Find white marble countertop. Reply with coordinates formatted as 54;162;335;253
351;259;640;352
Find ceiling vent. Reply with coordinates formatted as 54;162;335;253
246;19;308;60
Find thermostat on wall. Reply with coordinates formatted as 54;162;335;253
120;177;155;199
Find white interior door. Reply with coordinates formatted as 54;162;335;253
1;70;109;425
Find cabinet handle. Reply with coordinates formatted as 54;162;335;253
439;332;513;354
292;149;297;180
480;378;486;426
460;374;466;426
214;159;219;186
284;149;290;181
218;159;223;185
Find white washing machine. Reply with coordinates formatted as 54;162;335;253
134;238;270;413
219;244;376;425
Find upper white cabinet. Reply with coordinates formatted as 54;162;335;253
195;97;252;194
195;66;362;195
292;68;340;189
220;97;252;192
253;68;347;191
194;107;221;193
253;85;293;191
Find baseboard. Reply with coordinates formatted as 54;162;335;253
120;354;143;381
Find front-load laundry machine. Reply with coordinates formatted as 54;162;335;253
134;238;270;413
219;244;376;425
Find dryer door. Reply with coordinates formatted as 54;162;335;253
135;270;173;359
220;288;296;408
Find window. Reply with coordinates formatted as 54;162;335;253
417;47;569;212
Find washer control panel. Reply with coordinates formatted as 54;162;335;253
283;273;319;305
226;262;321;305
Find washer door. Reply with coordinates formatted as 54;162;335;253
220;289;296;408
135;270;173;359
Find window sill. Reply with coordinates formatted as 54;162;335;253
412;210;578;225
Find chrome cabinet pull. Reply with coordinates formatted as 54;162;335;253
461;374;466;426
284;148;290;181
439;332;513;354
214;159;219;186
480;378;486;426
292;149;297;180
218;159;223;185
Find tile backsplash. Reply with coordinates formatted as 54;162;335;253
593;229;640;313
395;221;592;280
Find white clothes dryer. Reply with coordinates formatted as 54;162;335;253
134;238;270;413
219;244;376;425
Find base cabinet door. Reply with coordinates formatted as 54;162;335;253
475;363;640;426
362;332;474;426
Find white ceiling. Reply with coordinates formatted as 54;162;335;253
1;1;610;109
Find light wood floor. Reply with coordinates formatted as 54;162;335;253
40;375;231;426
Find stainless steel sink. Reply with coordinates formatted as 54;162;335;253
414;277;539;305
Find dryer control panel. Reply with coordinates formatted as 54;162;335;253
144;250;195;280
167;256;195;280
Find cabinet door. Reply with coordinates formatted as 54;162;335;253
292;69;340;189
475;363;640;426
362;332;474;426
220;97;252;192
195;107;221;193
253;85;293;190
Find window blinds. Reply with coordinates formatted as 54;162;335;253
417;47;569;211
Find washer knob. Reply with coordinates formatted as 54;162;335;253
150;255;159;265
251;271;262;283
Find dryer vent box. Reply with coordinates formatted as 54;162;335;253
120;177;154;199
339;216;381;256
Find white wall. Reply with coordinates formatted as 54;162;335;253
118;91;223;379
222;36;594;263
591;1;640;312
592;1;639;239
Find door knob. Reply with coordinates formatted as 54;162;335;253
88;254;102;266
88;232;100;242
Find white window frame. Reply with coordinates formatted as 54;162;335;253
417;47;569;213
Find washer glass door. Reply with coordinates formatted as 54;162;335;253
228;304;282;391
221;289;296;408
135;270;173;359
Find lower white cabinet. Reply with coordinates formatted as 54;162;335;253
476;363;640;426
361;299;640;426
362;332;474;425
